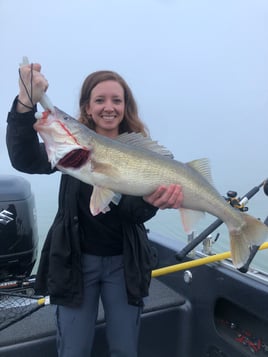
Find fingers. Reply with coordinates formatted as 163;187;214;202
143;184;184;209
20;62;41;72
18;63;49;110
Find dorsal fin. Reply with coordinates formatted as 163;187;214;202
116;132;174;158
187;158;214;185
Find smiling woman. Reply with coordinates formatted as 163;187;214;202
5;47;184;356
78;70;148;137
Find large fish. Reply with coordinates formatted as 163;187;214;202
33;107;268;269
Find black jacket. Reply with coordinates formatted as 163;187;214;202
6;99;158;307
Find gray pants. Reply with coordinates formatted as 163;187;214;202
56;255;142;357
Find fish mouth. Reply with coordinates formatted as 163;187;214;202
57;149;90;168
33;111;51;129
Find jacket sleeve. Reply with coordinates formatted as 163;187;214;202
6;97;55;174
118;195;158;224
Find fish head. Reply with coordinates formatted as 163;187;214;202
33;107;92;169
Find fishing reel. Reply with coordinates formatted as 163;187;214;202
225;191;248;212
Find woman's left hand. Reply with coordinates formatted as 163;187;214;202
143;184;183;209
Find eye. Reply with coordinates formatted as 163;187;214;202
113;98;122;104
63;116;69;120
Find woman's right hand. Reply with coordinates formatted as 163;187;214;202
17;63;49;113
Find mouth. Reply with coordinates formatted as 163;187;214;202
101;115;116;121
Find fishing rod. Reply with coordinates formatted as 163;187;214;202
175;179;268;273
153;242;268;278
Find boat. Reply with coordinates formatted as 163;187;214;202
0;175;268;357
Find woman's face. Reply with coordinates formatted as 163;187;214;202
86;80;125;138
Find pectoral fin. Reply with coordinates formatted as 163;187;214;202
90;186;121;216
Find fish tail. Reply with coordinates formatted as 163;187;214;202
230;214;268;269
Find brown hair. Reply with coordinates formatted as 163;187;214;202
78;70;148;136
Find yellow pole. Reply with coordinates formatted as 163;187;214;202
151;242;268;278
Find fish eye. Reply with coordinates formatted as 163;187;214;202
63;116;69;120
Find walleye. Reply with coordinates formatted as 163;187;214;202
33;107;268;270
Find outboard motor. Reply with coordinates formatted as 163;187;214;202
0;175;38;281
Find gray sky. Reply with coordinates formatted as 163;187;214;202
1;0;268;235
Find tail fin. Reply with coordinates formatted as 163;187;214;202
230;214;268;269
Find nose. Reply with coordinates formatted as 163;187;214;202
103;99;114;112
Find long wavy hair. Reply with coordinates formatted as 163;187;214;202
78;70;148;136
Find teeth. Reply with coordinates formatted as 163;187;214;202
102;116;115;120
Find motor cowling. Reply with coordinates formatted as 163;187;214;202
0;175;38;280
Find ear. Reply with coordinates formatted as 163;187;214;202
85;103;92;116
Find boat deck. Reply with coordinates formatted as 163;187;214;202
1;236;268;356
0;278;189;357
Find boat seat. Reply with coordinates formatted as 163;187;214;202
0;278;189;357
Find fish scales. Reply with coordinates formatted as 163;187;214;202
93;139;243;227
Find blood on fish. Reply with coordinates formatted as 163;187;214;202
58;149;90;168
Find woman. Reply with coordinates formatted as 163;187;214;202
6;63;183;357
